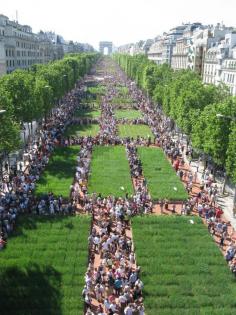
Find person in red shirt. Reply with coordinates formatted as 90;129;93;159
216;207;223;219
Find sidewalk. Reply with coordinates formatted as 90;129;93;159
189;157;236;229
170;131;236;229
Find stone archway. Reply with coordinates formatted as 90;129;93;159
99;41;113;55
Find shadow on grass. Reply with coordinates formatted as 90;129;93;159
65;124;99;137
75;108;100;118
0;263;62;315
8;215;76;240
35;146;78;195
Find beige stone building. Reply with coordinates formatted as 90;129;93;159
0;14;82;77
203;33;236;95
171;37;188;70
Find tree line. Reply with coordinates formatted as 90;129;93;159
113;54;236;184
0;52;99;154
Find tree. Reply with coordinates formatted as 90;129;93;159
226;123;236;182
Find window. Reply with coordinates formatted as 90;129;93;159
5;49;8;57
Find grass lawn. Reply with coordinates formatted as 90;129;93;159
75;107;101;118
35;146;79;198
87;85;106;95
132;216;236;315
65;124;100;137
111;97;134;106
80;98;100;107
0;215;90;315
138;147;188;201
116;86;129;96
88;146;133;197
118;124;153;140
115;109;142;119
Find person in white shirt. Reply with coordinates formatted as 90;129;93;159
124;304;133;315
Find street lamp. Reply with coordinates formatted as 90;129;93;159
0;110;6;115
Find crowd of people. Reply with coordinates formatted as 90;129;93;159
1;56;236;314
0;80;87;249
84;196;145;315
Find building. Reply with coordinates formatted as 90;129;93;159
0;14;42;75
203;32;236;95
0;14;94;77
202;46;218;84
117;39;154;56
171;23;203;70
148;36;164;64
148;24;194;66
188;23;233;75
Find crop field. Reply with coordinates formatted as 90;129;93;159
118;124;154;140
65;124;100;137
87;85;106;95
0;215;90;315
35;146;79;198
75;107;101;118
116;86;129;96
88;146;133;197
115;109;142;119
110;96;134;106
132;216;236;315
138;147;188;201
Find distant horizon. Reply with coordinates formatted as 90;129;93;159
1;0;236;50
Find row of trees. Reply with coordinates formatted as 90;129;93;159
113;54;236;184
0;53;99;154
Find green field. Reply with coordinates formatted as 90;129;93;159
132;216;236;315
118;124;153;140
115;109;142;119
65;124;100;137
88;146;133;197
75;107;101;118
87;85;106;95
138;147;188;200
0;215;90;315
110;97;134;106
35;146;79;198
116;86;129;96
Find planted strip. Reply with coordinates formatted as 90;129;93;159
118;124;154;140
35;146;80;198
88;146;133;197
0;215;91;315
65;124;99;137
132;216;236;315
138;147;188;201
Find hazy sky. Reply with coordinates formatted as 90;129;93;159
1;0;236;49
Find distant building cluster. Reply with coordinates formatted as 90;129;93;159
0;14;94;77
118;23;236;96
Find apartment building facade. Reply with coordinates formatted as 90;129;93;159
0;14;94;77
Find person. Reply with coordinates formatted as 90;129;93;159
124;304;133;315
114;277;122;295
160;199;164;214
172;204;176;214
